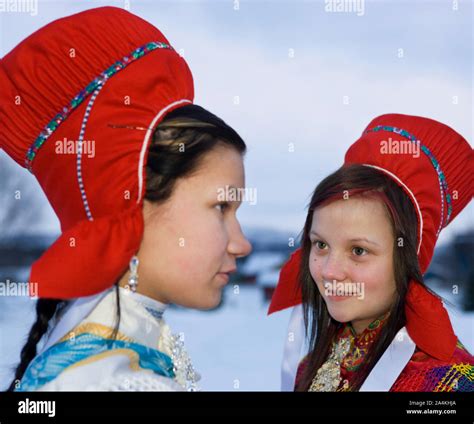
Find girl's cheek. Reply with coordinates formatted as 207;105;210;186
309;253;321;282
199;220;228;262
348;262;381;294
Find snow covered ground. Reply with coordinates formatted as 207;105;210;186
0;284;472;391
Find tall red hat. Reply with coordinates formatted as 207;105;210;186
268;114;473;361
0;7;194;298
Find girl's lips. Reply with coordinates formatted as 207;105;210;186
219;268;237;274
327;294;353;302
216;273;230;285
215;268;236;285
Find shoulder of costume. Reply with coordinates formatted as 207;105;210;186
390;339;474;392
411;338;474;366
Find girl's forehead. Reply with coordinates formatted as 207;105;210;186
189;148;245;184
167;148;246;200
311;197;394;239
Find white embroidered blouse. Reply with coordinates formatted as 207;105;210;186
19;287;200;391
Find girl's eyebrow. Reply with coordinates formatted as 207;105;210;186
310;231;380;248
349;237;381;247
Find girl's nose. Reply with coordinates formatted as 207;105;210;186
228;222;252;258
321;252;346;283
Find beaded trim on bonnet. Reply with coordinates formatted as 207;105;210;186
25;41;173;172
365;125;452;235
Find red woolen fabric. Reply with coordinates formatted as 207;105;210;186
0;7;194;298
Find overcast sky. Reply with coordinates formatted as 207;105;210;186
1;0;472;245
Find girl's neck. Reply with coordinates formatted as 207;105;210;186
351;318;374;336
350;310;391;336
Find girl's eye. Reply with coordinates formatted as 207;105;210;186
312;240;327;250
352;246;368;256
215;202;230;214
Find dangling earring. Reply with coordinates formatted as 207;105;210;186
128;256;139;293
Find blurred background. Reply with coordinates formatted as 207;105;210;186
0;0;472;390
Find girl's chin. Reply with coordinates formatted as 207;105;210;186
326;303;357;324
189;288;223;311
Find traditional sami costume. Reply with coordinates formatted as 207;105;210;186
268;114;474;392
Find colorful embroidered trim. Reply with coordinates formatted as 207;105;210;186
25;41;173;172
15;331;175;391
76;85;104;221
365;125;452;234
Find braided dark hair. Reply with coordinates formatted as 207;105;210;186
7;299;63;391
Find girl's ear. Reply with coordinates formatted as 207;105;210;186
142;199;160;222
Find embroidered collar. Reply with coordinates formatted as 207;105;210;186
120;288;168;322
338;311;391;372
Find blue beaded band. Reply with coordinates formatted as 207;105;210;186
25;41;173;172
76;84;104;221
365;125;452;234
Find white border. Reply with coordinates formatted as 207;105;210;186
360;326;416;391
137;99;192;203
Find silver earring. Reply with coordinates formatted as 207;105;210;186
128;256;139;292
